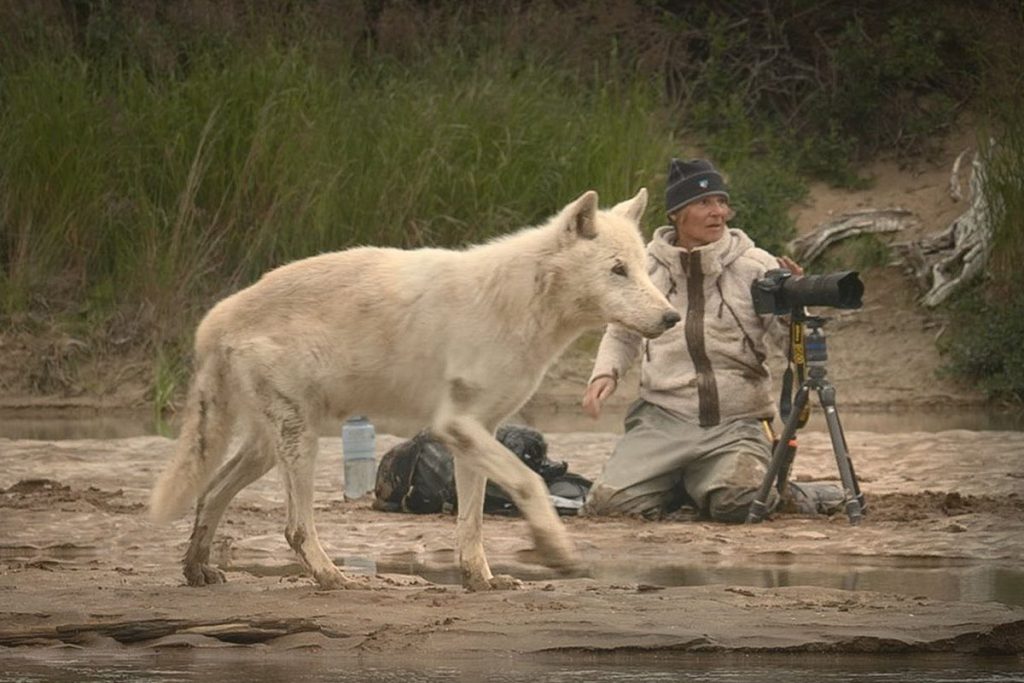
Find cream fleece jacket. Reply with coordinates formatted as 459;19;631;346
589;225;787;425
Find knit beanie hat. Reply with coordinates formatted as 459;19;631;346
665;158;729;215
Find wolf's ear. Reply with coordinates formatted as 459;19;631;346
610;187;648;224
564;190;599;241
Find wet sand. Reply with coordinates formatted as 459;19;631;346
1;429;1023;661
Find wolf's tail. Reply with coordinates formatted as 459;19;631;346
149;350;235;523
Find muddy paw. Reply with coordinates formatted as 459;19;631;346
487;574;523;591
516;545;582;575
314;568;367;590
462;572;522;592
184;563;227;587
461;572;492;592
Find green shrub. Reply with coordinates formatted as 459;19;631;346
813;14;963;159
943;287;1024;404
810;235;892;274
942;81;1024;404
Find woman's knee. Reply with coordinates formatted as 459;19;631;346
706;486;777;524
583;483;666;519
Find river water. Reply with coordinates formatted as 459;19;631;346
1;405;1022;441
2;650;1023;682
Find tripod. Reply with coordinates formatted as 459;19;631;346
746;313;867;525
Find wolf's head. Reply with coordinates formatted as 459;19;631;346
553;188;679;338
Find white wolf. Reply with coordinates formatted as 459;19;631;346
149;188;679;591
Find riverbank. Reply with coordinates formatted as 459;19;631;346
2;429;1023;661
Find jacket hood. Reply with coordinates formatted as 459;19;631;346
649;225;756;275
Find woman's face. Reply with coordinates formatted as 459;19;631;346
671;194;733;249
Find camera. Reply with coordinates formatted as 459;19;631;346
751;269;864;315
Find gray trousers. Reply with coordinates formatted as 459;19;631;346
583;400;779;522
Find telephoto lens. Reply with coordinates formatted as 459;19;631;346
752;269;864;315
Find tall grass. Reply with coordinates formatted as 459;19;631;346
0;44;695;327
981;121;1024;295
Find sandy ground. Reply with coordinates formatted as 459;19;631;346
1;428;1023;661
1;129;1023;667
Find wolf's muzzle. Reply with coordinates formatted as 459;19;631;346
662;310;681;330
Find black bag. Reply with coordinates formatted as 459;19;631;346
547;472;593;515
372;425;591;516
373;431;456;514
482;470;592;516
483;425;589;516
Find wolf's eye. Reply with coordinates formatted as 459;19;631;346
611;262;628;277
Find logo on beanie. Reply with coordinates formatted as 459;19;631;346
699;179;709;189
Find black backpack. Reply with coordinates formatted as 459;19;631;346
372;425;590;516
372;430;456;514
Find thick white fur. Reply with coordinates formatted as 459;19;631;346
149;188;677;591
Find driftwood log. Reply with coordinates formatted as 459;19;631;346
0;616;341;647
787;208;917;264
896;147;994;307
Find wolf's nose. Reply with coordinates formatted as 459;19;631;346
662;310;681;329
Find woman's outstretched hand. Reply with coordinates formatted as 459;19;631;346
582;376;617;419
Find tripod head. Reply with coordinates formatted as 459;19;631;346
787;309;830;366
778;308;837;425
789;307;828;328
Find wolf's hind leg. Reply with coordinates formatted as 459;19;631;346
183;432;275;586
269;394;362;590
453;459;522;591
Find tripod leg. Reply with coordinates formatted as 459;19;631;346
746;385;811;524
846;456;867;514
817;385;865;525
775;438;797;496
830;408;867;515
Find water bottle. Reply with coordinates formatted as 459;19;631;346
342;416;377;501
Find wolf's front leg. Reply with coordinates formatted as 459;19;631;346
438;417;580;579
453;460;521;591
